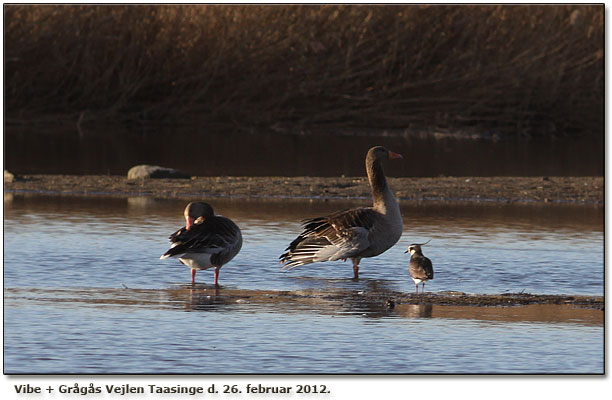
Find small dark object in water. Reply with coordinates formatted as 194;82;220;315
386;299;395;309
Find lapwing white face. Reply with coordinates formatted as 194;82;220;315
407;245;418;255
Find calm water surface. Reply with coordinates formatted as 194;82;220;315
3;195;604;374
4;126;604;176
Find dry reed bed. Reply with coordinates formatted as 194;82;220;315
4;5;603;138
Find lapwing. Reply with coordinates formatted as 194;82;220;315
405;241;434;294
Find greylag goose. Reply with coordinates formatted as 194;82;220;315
160;202;242;285
280;146;403;278
405;242;434;294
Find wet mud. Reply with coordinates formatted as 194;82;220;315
5;286;603;326
4;174;603;204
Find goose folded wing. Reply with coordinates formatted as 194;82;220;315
301;207;378;257
169;226;187;243
163;218;237;257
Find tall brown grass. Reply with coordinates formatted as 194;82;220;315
4;4;603;138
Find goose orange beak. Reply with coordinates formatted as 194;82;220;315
389;151;403;160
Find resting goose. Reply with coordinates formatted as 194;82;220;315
405;242;434;294
160;202;242;285
280;146;403;278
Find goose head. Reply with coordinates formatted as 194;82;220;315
184;202;214;230
367;146;403;163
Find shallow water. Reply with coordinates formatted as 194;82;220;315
3;194;604;374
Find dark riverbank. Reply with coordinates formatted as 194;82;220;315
4;174;603;204
5;127;604;177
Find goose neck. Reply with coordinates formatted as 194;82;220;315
367;157;395;211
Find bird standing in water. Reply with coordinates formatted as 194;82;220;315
406;242;434;294
160;202;242;285
279;146;403;278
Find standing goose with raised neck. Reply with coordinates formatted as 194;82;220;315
160;202;242;286
280;146;403;278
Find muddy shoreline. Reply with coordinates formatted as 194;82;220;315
364;290;604;309
4;174;604;204
5;286;604;321
268;287;604;310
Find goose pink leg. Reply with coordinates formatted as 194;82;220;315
214;267;220;286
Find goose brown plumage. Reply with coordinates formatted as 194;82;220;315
279;146;403;278
160;202;242;285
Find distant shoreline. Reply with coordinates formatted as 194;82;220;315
4;174;603;205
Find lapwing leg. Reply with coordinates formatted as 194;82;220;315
191;269;196;284
415;284;419;294
422;282;426;294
